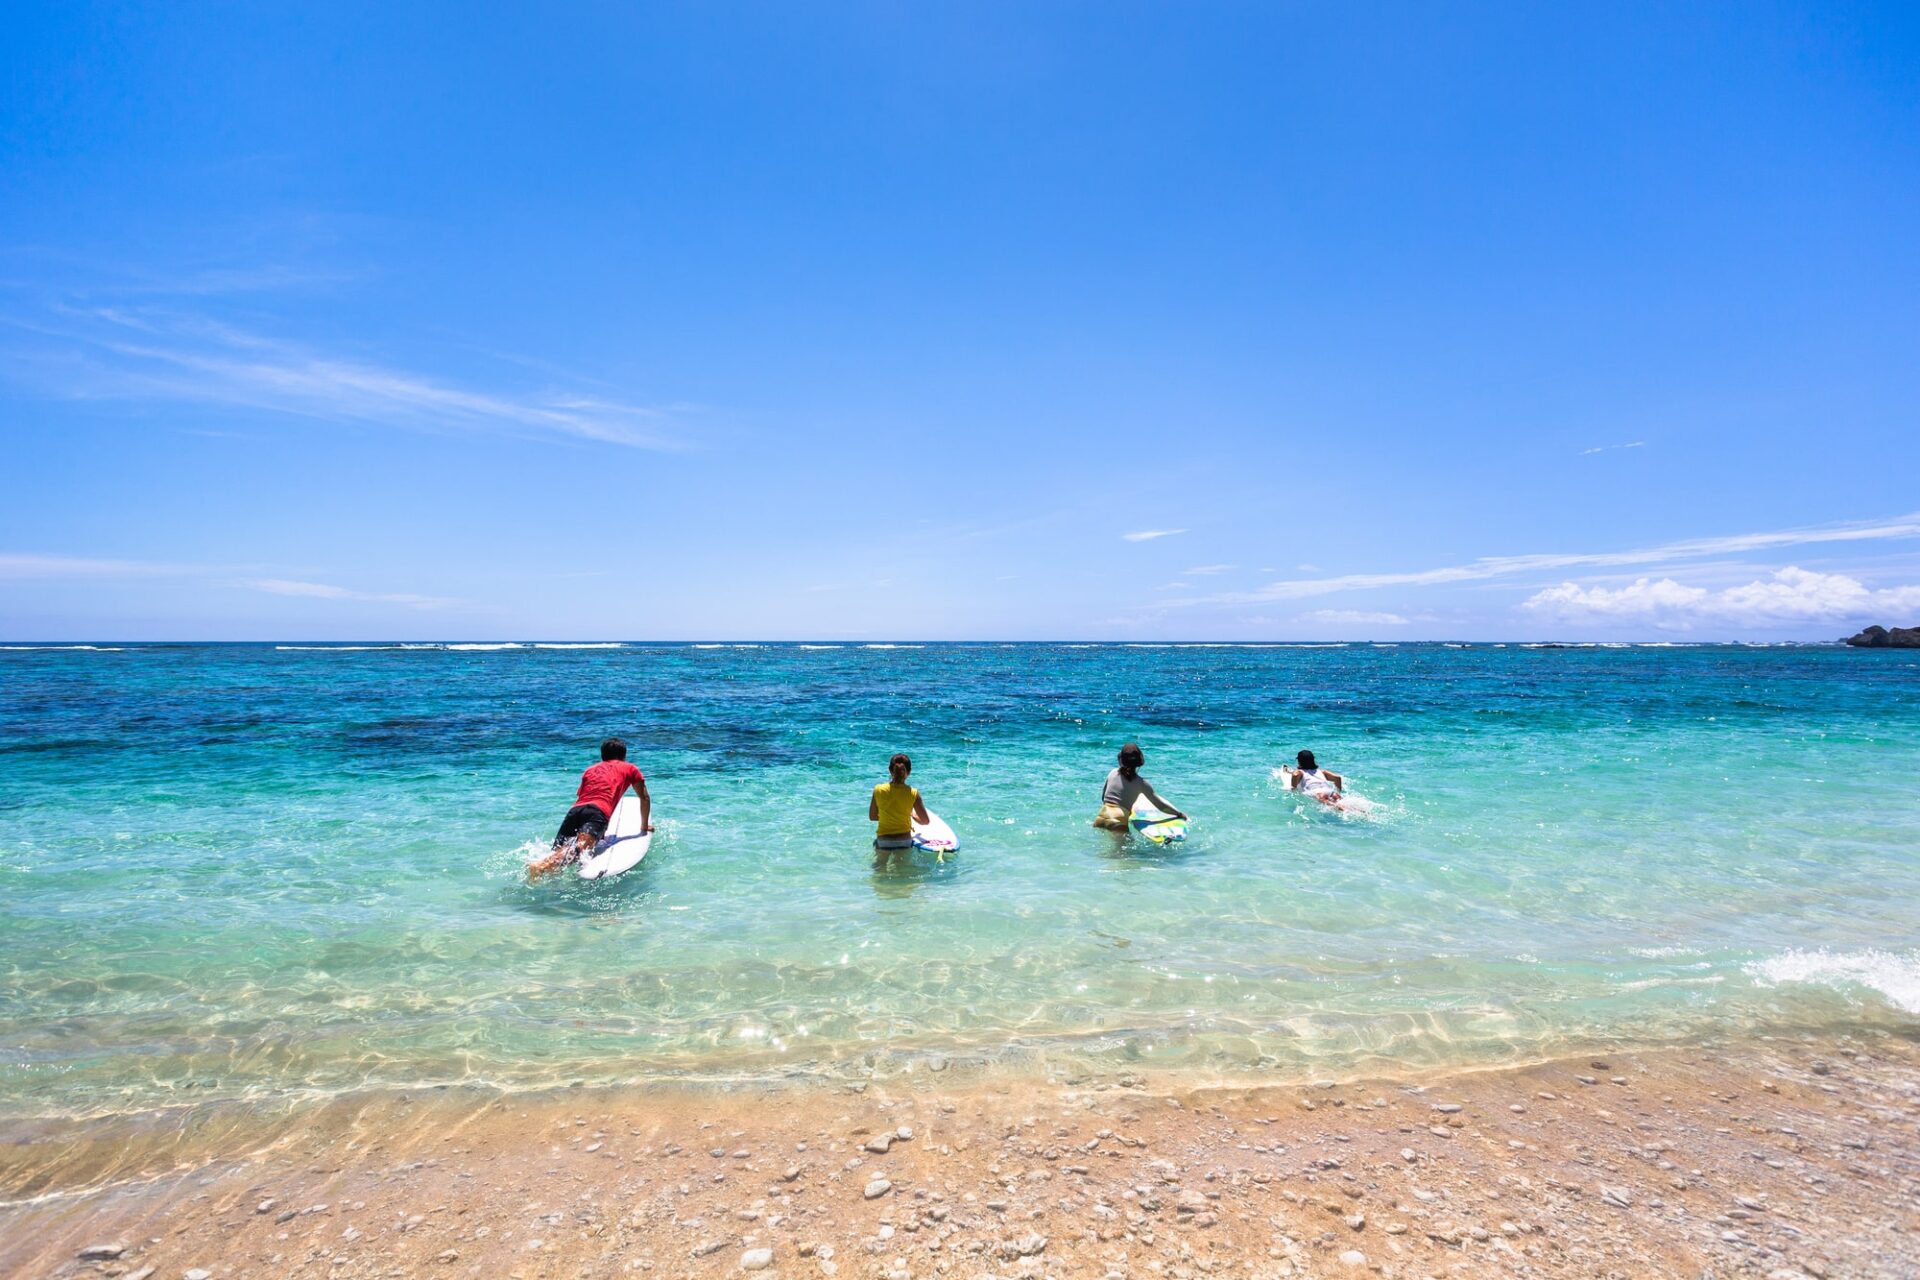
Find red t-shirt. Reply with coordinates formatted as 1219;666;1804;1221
574;760;644;816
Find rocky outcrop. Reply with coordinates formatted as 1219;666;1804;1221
1844;624;1920;648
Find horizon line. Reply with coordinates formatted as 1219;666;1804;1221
0;637;1865;647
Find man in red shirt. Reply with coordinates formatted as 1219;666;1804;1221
527;738;652;879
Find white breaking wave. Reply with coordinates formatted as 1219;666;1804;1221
1188;642;1350;648
862;644;925;649
0;644;125;651
279;644;530;651
797;644;843;650
534;642;625;649
1748;948;1920;1015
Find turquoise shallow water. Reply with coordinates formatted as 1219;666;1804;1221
3;641;1919;1119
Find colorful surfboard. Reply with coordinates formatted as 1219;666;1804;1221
1130;805;1188;845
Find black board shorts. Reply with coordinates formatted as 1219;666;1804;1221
554;802;610;847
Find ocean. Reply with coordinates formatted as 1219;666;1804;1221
3;641;1917;1119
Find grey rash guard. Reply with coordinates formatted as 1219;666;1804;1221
1102;768;1169;812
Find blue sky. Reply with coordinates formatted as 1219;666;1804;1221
2;2;1916;640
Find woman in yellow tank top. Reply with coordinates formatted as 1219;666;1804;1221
869;752;931;856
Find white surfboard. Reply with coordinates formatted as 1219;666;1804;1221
578;794;652;879
911;810;958;855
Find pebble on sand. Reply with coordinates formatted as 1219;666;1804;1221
1338;1249;1367;1267
741;1247;774;1270
77;1245;127;1261
998;1233;1049;1259
864;1178;892;1199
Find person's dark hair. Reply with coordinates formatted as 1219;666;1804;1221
1296;749;1316;770
889;752;912;776
602;738;629;761
1117;742;1145;773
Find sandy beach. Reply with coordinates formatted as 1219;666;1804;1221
7;1030;1916;1280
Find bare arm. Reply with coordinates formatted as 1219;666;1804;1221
638;778;652;832
913;795;931;824
868;794;880;822
1324;770;1344;793
1143;783;1186;821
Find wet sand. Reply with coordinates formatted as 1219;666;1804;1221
5;1031;1917;1280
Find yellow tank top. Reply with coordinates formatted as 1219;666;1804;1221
872;781;920;836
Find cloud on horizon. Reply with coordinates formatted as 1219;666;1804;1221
243;578;459;610
1521;566;1920;628
1123;529;1186;542
1174;514;1920;607
1299;608;1411;627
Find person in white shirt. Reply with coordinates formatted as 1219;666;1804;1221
1279;749;1346;809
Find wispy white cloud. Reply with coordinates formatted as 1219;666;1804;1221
1183;564;1236;575
0;552;458;611
6;304;683;449
242;578;458;610
1521;566;1920;628
0;553;197;579
1299;608;1410;626
1178;514;1920;606
1123;529;1186;542
109;264;361;296
1580;441;1646;456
